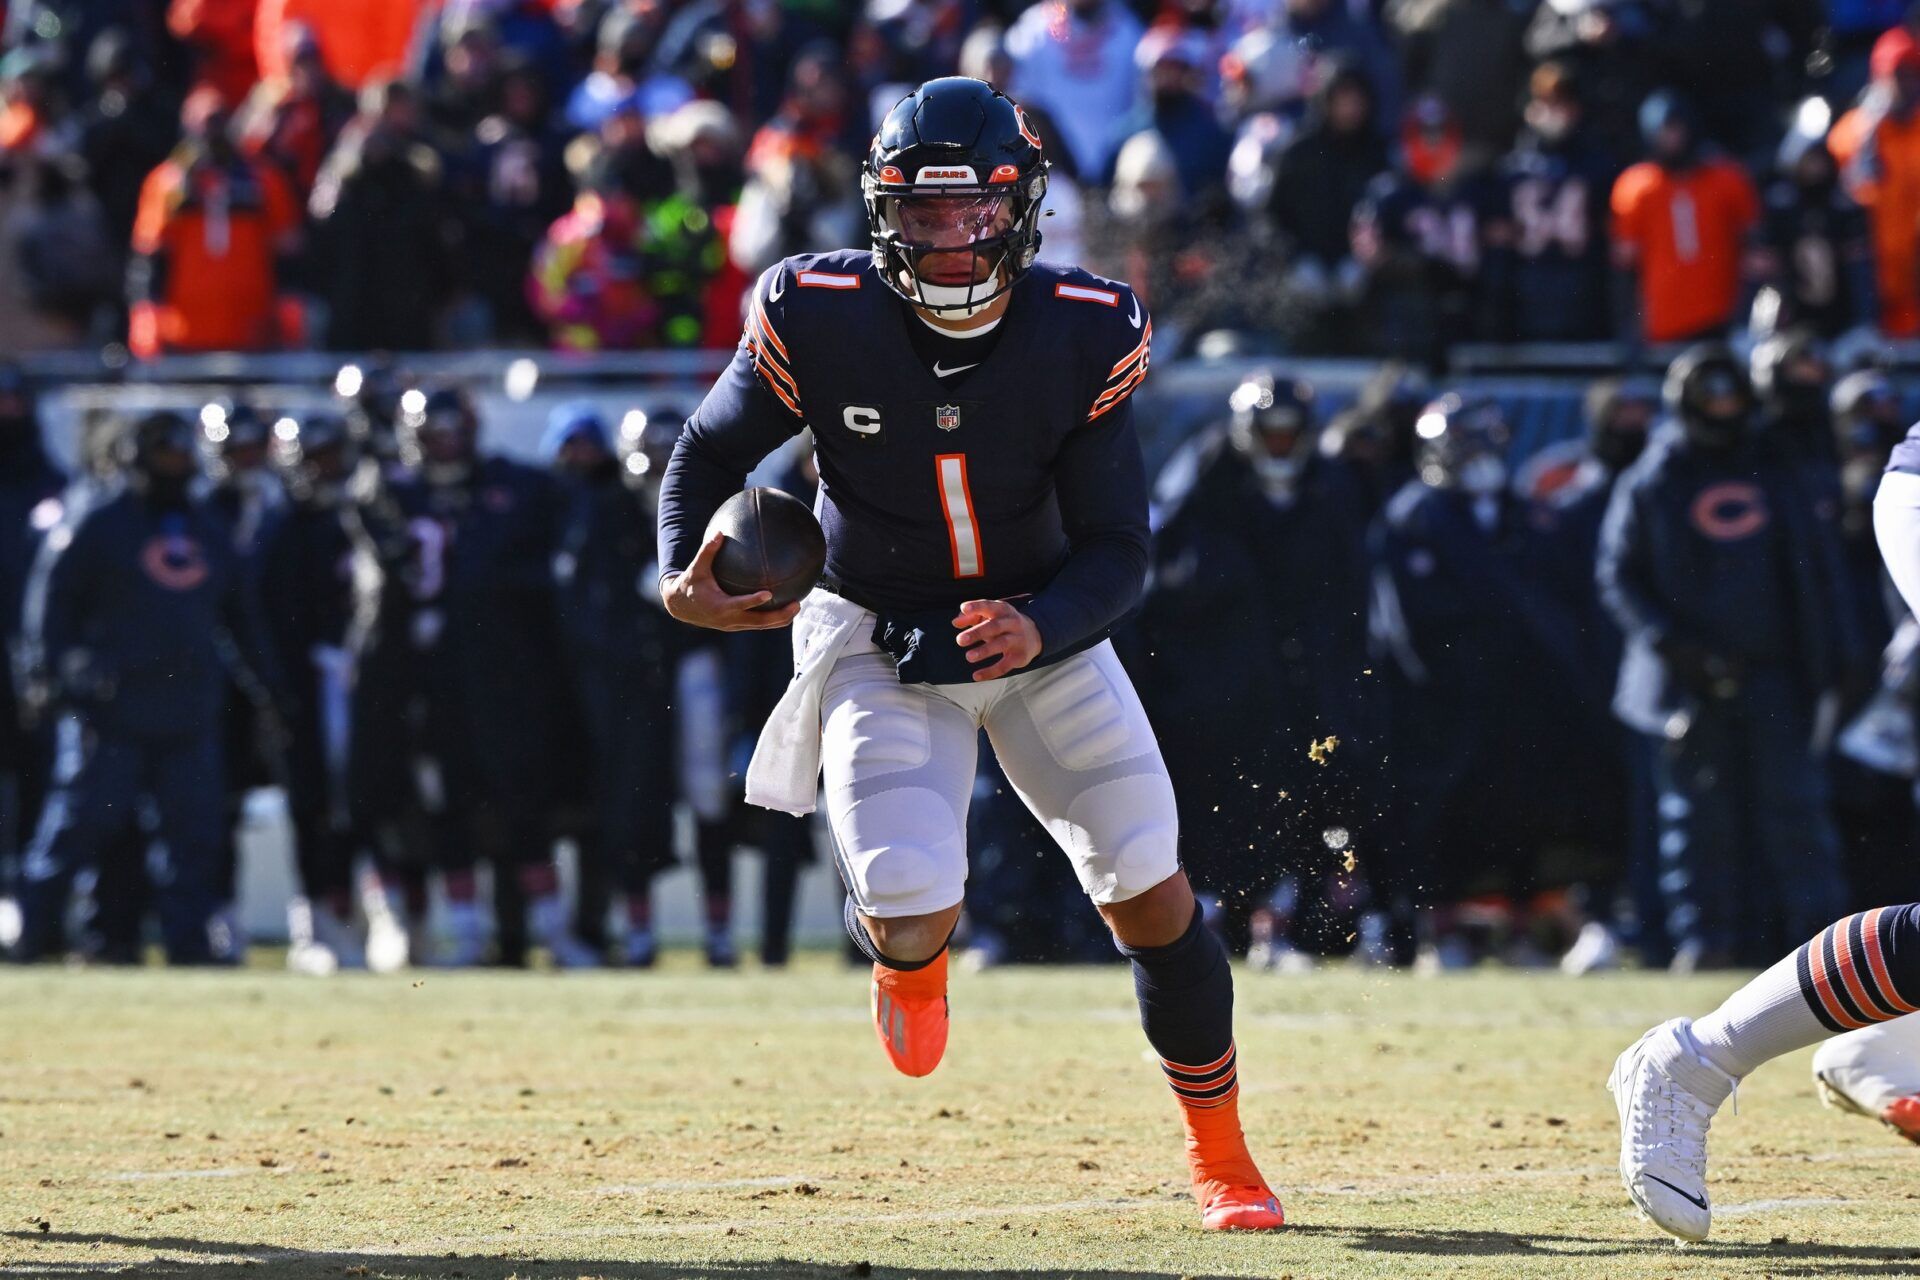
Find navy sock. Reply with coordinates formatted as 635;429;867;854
843;896;947;972
1116;903;1238;1104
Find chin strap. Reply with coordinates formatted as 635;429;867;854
913;279;1002;319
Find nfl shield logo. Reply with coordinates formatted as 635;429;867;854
936;404;961;432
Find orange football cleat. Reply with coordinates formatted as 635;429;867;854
1183;1102;1286;1231
870;951;950;1078
1884;1095;1920;1144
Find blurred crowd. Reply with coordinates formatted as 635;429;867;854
5;0;1920;363
0;330;1910;973
1126;335;1913;976
0;361;823;970
3;0;1920;972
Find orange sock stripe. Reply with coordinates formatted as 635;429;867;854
1168;1071;1238;1103
1809;928;1871;1030
1861;907;1920;1015
1837;913;1902;1022
1160;1041;1236;1076
1159;1043;1236;1074
1175;1082;1240;1109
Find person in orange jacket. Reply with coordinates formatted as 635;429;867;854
1831;30;1920;337
255;0;432;91
1610;91;1760;346
169;0;261;106
128;88;303;359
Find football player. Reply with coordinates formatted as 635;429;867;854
656;78;1284;1231
1609;417;1920;1242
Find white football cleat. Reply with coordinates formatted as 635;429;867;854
1608;1017;1735;1242
1560;921;1620;975
363;903;411;974
1813;1018;1920;1144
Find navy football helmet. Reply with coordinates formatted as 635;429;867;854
398;384;480;477
273;410;354;485
1664;343;1753;451
1415;393;1511;495
862;77;1049;318
198;397;272;478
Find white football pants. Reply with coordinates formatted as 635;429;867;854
809;611;1181;919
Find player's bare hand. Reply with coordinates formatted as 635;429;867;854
953;598;1042;681
661;532;800;631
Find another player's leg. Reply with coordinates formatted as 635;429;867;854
1610;904;1920;1241
986;643;1283;1231
1811;1016;1920;1142
820;641;979;1078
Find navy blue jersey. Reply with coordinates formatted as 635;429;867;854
657;249;1153;657
1757;179;1876;338
1352;172;1500;279
1487;140;1615;341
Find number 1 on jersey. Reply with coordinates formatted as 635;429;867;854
935;453;984;579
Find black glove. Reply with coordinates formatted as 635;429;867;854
53;648;116;711
1659;637;1744;700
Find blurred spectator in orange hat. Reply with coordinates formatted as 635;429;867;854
256;0;431;91
169;0;261;106
1830;29;1920;337
235;21;353;200
128;86;302;358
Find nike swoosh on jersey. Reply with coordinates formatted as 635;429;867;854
1645;1174;1708;1210
1127;295;1142;328
768;272;786;302
932;361;979;378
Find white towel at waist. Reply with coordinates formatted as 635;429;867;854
744;589;869;815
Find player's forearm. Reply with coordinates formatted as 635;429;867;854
1027;404;1152;651
1023;530;1149;653
656;431;749;581
656;353;800;580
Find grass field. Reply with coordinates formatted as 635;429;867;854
2;958;1918;1280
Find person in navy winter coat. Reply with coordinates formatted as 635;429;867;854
12;411;278;964
1598;344;1863;968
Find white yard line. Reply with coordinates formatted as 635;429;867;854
1716;1197;1856;1216
103;1166;295;1182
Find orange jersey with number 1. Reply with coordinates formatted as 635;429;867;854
1611;158;1759;344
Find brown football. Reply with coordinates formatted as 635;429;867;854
703;487;827;609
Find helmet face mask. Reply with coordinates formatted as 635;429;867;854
1229;372;1317;499
399;386;480;478
863;78;1049;318
1416;395;1510;495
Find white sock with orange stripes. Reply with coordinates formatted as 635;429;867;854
1692;906;1920;1079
